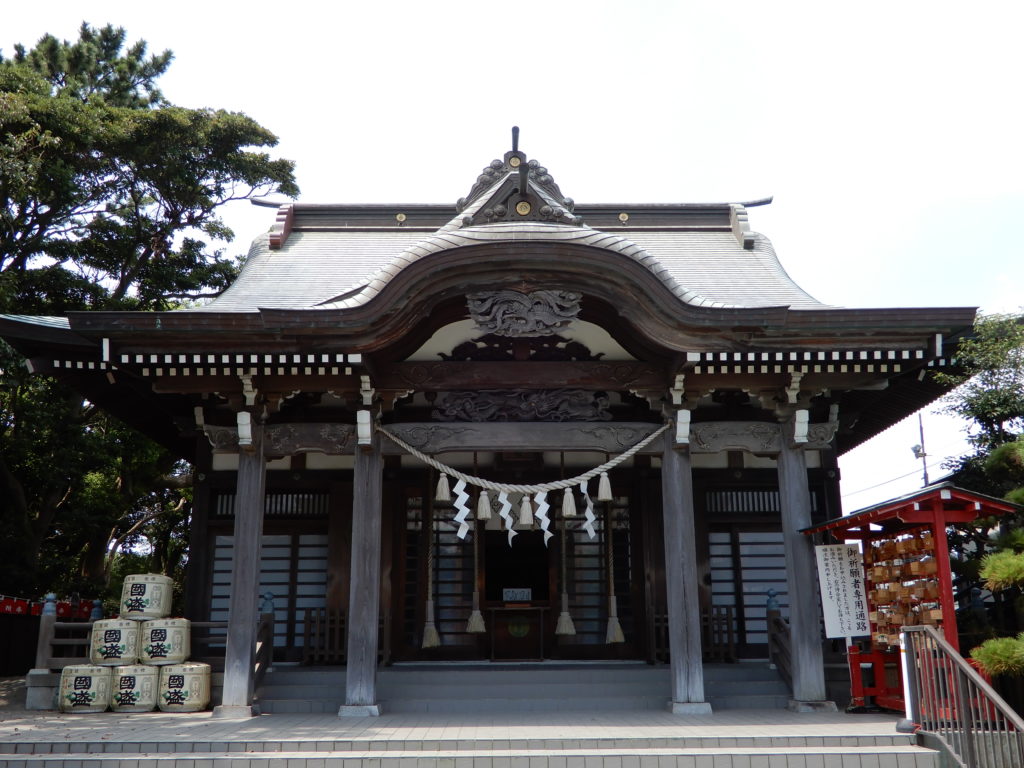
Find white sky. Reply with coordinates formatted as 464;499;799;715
6;1;1023;511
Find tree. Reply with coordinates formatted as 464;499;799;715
0;23;298;601
929;313;1024;672
1;23;298;312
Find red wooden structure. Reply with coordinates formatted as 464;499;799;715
803;484;1017;711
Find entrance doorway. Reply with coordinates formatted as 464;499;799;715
391;471;642;661
484;530;550;602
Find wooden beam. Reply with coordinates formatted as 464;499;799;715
659;430;710;713
148;373;359;395
213;422;265;718
777;442;833;709
376;361;666;391
341;428;384;716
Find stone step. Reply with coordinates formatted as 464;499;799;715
255;665;789;713
0;744;940;768
0;733;924;755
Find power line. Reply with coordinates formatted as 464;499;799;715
840;457;950;499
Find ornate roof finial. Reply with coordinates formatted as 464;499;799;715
454;130;581;226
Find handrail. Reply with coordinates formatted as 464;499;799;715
253;612;274;689
903;624;1024;768
33;614;94;670
766;608;793;691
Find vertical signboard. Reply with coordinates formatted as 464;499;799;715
815;544;870;638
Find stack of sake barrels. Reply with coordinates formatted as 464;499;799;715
58;574;210;713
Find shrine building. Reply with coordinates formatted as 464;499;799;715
0;135;977;716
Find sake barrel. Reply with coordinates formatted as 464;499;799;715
89;619;141;666
120;573;173;620
58;665;111;713
157;662;210;712
139;618;190;665
110;665;158;712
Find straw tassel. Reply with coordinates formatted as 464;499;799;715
422;600;441;647
517;495;533;527
477;489;492;520
555;589;576;636
467;512;486;633
605;595;625;644
435;473;451;502
467;591;486;633
597;471;613;502
561;488;576;518
423;482;441;648
604;496;624;643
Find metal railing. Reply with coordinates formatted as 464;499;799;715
903;625;1024;768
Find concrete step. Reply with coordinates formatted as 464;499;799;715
706;694;792;710
0;744;941;768
0;733;927;755
255;664;791;713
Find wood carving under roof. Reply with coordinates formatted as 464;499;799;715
467;290;581;337
439;333;603;362
688;420;839;454
690;422;781;454
433;390;611;422
263;423;356;458
382;422;659;455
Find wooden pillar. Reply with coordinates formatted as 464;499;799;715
340;429;383;716
213;423;265;718
660;430;711;713
184;441;213;622
777;441;834;709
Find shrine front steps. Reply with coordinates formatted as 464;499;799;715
0;735;940;768
256;663;793;715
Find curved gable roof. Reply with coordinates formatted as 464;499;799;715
201;209;826;314
201;145;827;315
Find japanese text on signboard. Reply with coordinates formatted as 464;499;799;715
815;544;870;638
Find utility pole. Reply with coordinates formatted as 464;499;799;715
911;413;930;487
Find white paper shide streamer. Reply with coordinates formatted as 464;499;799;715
580;479;597;540
452;478;471;539
498;491;516;545
533;491;553;545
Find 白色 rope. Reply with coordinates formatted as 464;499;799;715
376;422;670;494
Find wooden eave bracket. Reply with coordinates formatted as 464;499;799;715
675;409;691;445
240;374;257;407
360;375;375;406
789;408;809;445
236;411;254;452
356;409;372;448
668;374;691;445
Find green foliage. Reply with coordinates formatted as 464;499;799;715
995;527;1024;553
936;313;1024;451
0;22;298;312
980;549;1024;593
970;633;1024;677
1;22;172;107
0;23;297;600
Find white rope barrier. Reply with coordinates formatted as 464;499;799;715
375;422;670;495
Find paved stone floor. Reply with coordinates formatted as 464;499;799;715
0;675;905;749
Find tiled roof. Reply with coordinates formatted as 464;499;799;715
201;212;828;313
0;315;71;329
